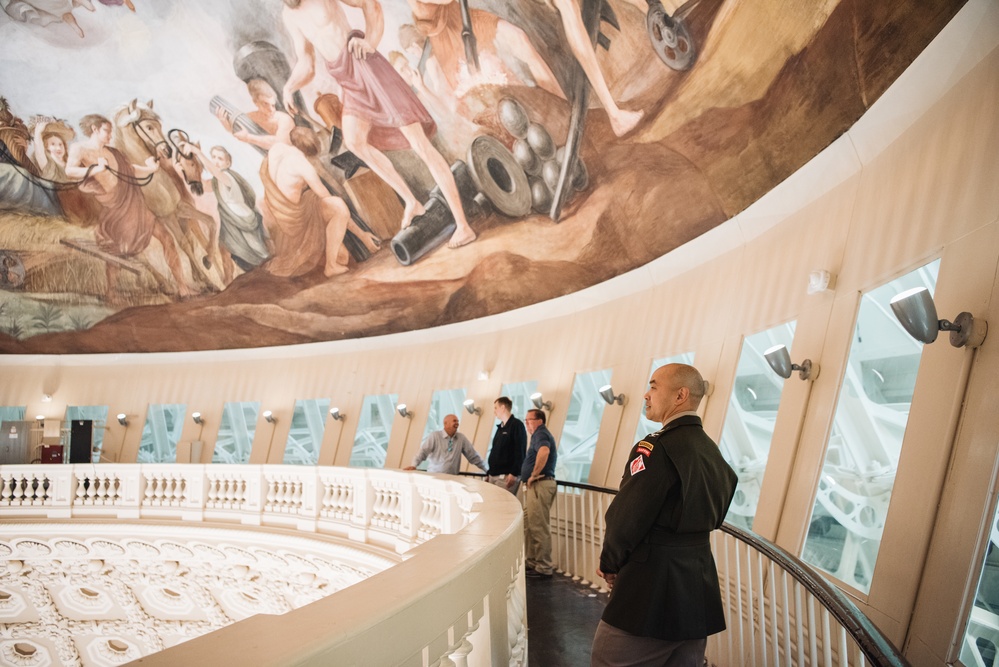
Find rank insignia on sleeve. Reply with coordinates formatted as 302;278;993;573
637;446;652;457
630;456;646;476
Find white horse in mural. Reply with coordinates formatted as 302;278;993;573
112;99;225;292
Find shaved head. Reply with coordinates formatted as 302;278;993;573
666;364;705;408
645;363;706;423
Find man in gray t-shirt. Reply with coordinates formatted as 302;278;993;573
405;414;487;475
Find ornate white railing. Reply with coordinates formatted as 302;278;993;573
547;480;909;667
0;464;527;666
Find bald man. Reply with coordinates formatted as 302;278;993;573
592;364;737;667
405;414;487;475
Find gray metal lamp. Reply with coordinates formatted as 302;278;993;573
530;392;553;411
463;399;482;416
764;344;819;381
396;403;413;419
329;407;345;421
889;286;987;348
598;384;625;406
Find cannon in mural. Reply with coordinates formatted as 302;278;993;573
391;135;531;266
390;99;591;266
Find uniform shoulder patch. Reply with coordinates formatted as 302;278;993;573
630;456;646;476
636;440;654;457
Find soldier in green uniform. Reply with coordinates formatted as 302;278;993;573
592;364;737;667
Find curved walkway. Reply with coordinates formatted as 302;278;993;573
528;572;608;666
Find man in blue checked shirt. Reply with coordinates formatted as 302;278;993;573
405;414;488;475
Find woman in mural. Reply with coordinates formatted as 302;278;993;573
29;118;96;225
0;98;61;217
181;141;270;277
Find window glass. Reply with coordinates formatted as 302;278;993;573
422;388;468;441
802;259;940;593
350;394;399;468
137;404;186;463
0;407;26;423
634;353;695;443
488;381;538;459
0;407;28;452
283;398;330;465
66;405;109;463
555;369;611;484
960;503;999;667
717;323;795;531
213;401;260;464
417;388;468;471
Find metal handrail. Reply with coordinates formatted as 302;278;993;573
718;520;909;667
544;478;910;667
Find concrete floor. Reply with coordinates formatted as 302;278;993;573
527;572;608;666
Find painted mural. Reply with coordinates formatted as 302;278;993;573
0;0;965;353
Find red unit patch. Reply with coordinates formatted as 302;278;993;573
630;456;646;476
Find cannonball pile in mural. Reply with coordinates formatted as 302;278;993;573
0;0;965;353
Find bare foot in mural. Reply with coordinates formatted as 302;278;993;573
62;12;84;37
448;225;476;249
360;231;381;253
610;108;645;138
400;199;425;230
324;259;349;277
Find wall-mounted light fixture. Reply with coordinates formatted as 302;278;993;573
396;403;412;419
263;410;276;424
807;270;836;295
530;392;553;411
35;415;44;425
116;413;128;426
329;407;345;421
463;399;482;416
598;385;625;406
41;394;52;403
764;344;819;381
890;287;988;349
191;412;204;425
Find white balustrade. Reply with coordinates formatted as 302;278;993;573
0;464;525;666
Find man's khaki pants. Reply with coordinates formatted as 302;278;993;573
524;478;557;575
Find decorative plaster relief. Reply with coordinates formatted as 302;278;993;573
0;523;398;666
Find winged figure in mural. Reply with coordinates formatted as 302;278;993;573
0;0;135;38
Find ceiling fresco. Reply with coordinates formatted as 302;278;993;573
0;0;965;353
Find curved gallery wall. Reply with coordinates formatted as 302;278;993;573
1;1;998;665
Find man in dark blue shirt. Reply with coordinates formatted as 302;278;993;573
523;408;558;577
487;396;527;495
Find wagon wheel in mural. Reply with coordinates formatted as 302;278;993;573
0;251;26;290
646;1;697;71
